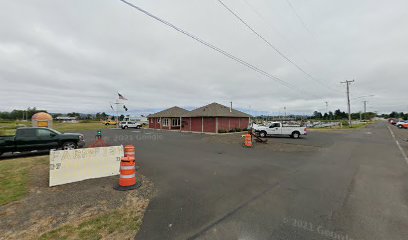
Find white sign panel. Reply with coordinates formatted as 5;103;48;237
49;146;124;187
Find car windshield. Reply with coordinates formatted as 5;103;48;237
49;129;61;134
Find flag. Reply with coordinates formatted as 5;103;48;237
123;105;128;111
118;92;128;100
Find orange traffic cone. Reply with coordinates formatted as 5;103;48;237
114;146;141;191
244;133;253;148
124;145;135;161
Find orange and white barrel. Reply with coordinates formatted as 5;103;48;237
119;157;136;187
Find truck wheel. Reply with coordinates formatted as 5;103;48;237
105;123;109;126
259;131;267;138
292;132;300;139
62;142;77;150
124;126;128;129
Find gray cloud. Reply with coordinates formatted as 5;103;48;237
1;0;407;115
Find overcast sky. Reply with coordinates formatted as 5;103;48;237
1;0;407;115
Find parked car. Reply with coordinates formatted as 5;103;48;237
252;122;307;139
119;121;142;129
389;119;398;125
103;120;117;125
0;127;85;156
401;122;408;129
395;120;408;128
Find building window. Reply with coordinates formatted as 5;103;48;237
150;119;153;123
172;118;180;126
162;118;169;126
157;118;160;123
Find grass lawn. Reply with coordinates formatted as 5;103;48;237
53;121;115;133
0;155;150;239
39;205;146;240
0;156;48;206
0;121;116;135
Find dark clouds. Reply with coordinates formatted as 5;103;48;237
0;0;407;114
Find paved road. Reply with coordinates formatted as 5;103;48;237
90;123;408;240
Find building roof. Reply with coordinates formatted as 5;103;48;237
182;102;251;118
31;112;52;121
147;106;189;118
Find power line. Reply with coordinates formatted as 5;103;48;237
241;0;312;68
285;0;314;38
216;0;335;93
117;0;320;97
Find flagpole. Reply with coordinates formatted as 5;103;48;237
116;99;119;128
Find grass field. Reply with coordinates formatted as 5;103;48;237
0;155;150;239
0;156;48;206
0;121;117;136
39;203;147;240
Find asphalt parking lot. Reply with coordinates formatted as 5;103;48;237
2;123;407;240
80;122;408;240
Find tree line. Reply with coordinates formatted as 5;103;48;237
378;111;408;120
311;109;377;120
0;108;113;121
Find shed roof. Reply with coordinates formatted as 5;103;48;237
182;102;251;118
147;106;189;118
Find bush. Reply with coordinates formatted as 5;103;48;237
228;129;236;133
218;129;227;133
341;120;349;127
234;128;242;132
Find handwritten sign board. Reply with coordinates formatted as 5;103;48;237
49;146;124;187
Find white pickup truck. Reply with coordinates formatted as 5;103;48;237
253;122;307;139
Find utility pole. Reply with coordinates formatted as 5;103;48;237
340;80;354;127
362;100;367;120
363;100;367;113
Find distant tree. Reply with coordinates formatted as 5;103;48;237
312;111;323;119
351;112;360;120
328;111;334;120
334;109;347;119
389;111;399;118
101;112;108;119
364;112;376;120
67;112;81;118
